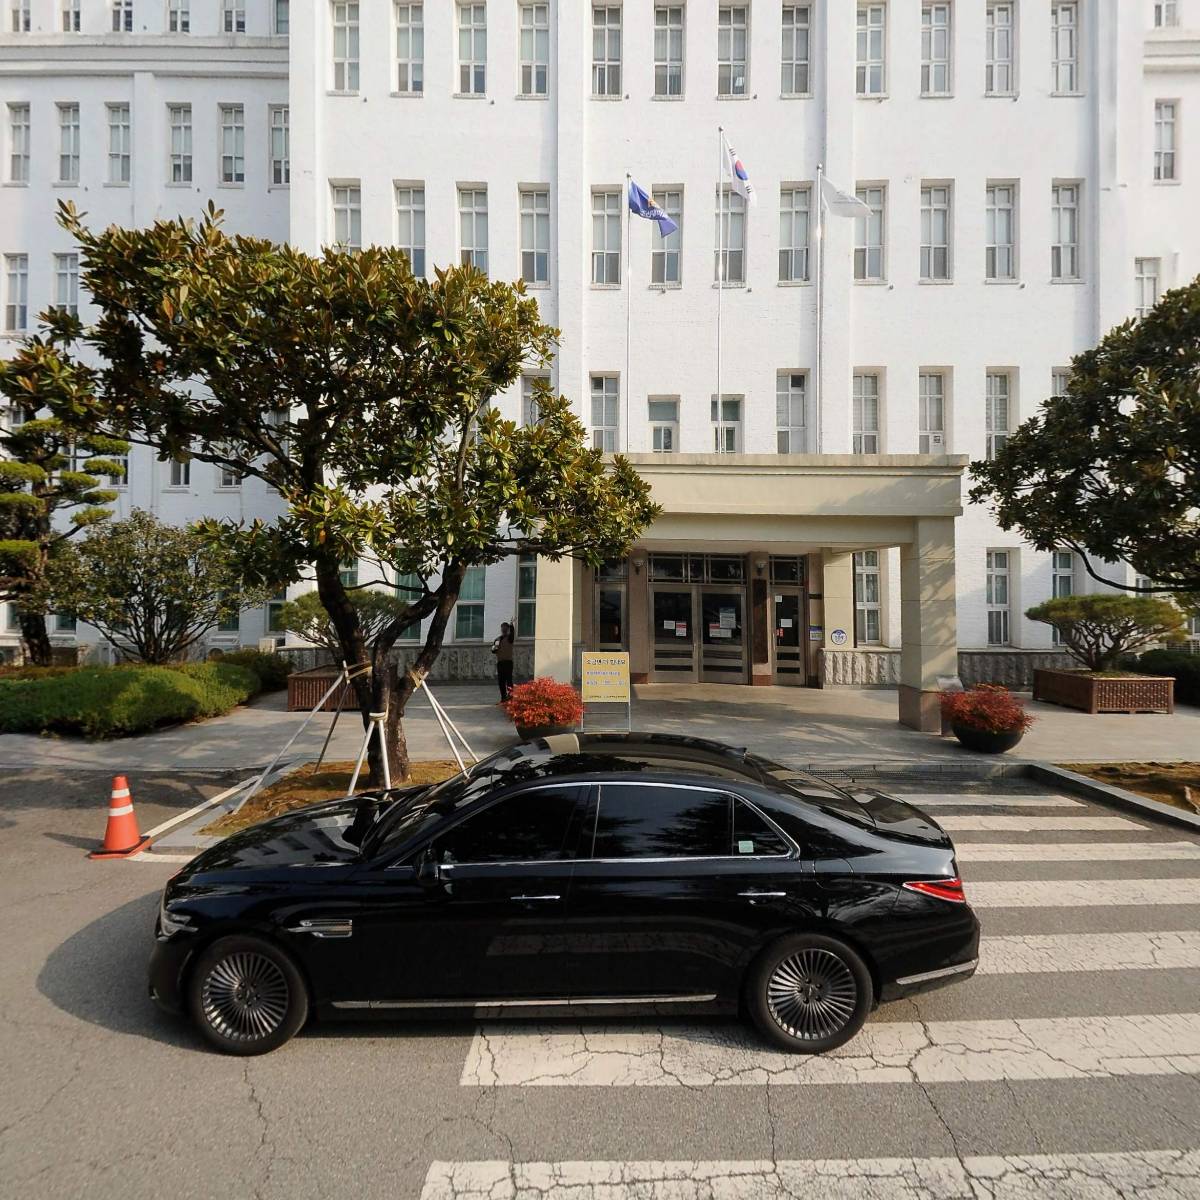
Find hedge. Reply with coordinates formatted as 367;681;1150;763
1136;650;1200;706
215;649;293;692
0;662;260;738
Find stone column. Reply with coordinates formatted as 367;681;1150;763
533;554;574;681
819;550;856;684
898;517;958;731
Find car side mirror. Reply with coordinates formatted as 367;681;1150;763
416;852;441;888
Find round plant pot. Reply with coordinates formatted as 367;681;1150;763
514;723;576;741
951;723;1024;755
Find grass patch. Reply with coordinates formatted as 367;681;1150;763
203;758;462;836
1060;761;1200;813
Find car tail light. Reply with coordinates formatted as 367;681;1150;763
903;877;967;904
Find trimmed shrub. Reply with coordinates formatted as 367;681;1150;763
0;664;78;681
216;648;293;692
1136;649;1200;706
0;662;260;739
503;677;584;730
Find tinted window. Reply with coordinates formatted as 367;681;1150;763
434;788;578;864
591;785;730;859
734;800;791;856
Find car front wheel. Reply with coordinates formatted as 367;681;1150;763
188;935;309;1056
746;933;872;1054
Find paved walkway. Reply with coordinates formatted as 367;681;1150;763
0;682;1196;773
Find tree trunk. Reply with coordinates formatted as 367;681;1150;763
19;611;52;667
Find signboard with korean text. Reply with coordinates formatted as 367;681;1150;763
581;651;631;703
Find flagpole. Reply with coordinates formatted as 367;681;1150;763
815;162;824;454
716;126;725;429
624;171;632;453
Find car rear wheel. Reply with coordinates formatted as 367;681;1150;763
746;934;872;1054
188;935;309;1056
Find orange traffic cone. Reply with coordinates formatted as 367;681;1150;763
89;775;151;860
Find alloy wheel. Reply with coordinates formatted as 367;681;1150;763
200;951;290;1043
765;947;858;1041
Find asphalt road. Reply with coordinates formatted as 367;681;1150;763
1;768;1199;1198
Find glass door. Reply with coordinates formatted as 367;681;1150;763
772;588;806;685
651;588;697;681
596;584;626;649
699;588;746;683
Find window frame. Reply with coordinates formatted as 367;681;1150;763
516;552;537;639
167;102;192;184
62;0;81;32
591;188;622;286
7;103;31;184
919;182;952;281
167;0;190;33
986;549;1012;646
985;1;1015;96
714;185;746;285
920;1;953;97
710;394;743;454
111;0;133;33
853;184;886;282
778;184;812;283
781;4;812;97
654;4;685;98
395;182;426;275
269;104;290;187
776;372;808;453
985;370;1011;460
519;187;551;286
649;186;683;286
454;564;487;641
457;1;488;96
53;252;79;317
854;549;882;645
221;0;246;33
218;102;246;186
852;371;881;454
856;3;887;97
1050;1;1080;95
3;253;29;333
648;395;679;453
1050;181;1081;281
1135;256;1161;318
717;4;750;97
518;0;549;98
458;184;489;273
590;374;620;452
1154;99;1178;183
985;181;1018;281
332;1;361;93
107;102;132;185
57;102;81;185
331;181;363;250
918;371;946;453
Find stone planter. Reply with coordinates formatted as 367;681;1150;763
514;723;576;741
1033;668;1174;715
951;724;1025;755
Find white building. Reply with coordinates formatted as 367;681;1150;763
2;1;1198;709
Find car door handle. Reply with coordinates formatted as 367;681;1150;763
511;894;561;902
739;891;787;900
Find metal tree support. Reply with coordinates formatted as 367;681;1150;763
415;676;479;774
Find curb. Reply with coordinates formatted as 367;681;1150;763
1027;762;1200;833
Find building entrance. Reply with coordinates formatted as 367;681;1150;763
650;584;747;682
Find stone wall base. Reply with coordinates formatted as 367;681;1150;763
279;644;534;684
820;648;1075;689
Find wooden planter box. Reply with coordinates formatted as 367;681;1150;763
287;667;355;713
1032;668;1174;715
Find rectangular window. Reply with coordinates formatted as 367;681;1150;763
221;0;245;32
1135;257;1160;318
395;3;424;93
781;5;811;95
591;189;621;284
778;185;811;282
920;183;951;280
393;572;422;641
3;255;29;332
650;188;682;284
1155;101;1177;181
1154;1;1177;26
854;550;882;644
985;2;1014;94
654;5;684;97
53;252;79;316
1052;550;1074;598
590;375;619;452
168;103;192;183
986;182;1017;279
521;373;548;426
852;373;880;453
168;0;189;32
1050;1;1078;93
458;2;487;95
332;2;361;91
112;0;133;32
55;612;78;634
395;184;425;275
711;396;742;453
517;553;537;638
107;452;128;487
776;372;807;453
219;104;245;185
168;458;191;487
986;550;1011;645
921;2;952;95
714;187;746;284
215;597;240;633
10;1;29;31
454;566;486;640
106;103;131;184
918;372;945;452
1051;182;1080;280
459;186;488;272
7;104;30;183
58;103;80;184
274;0;289;34
593;5;622;97
985;371;1010;459
269;105;290;186
332;182;362;250
62;0;80;31
854;185;885;280
718;5;749;96
219;463;240;488
1052;367;1071;396
520;188;550;285
267;591;287;634
648;396;678;452
338;559;359;588
856;3;886;96
519;1;549;96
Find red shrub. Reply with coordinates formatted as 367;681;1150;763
503;677;584;729
940;684;1035;734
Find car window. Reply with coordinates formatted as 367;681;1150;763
591;784;730;859
433;787;579;865
733;799;792;856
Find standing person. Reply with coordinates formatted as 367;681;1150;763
492;621;515;702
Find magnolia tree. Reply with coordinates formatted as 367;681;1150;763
275;590;413;659
1026;594;1186;671
1;203;657;782
45;509;270;663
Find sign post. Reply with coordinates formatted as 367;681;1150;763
580;651;632;732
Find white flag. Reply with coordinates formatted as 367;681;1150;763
721;134;757;206
821;176;870;218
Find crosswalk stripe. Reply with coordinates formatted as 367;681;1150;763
956;841;1200;861
968;879;1200;907
421;1151;1200;1199
978;931;1200;974
898;793;1083;808
937;814;1145;831
461;1012;1200;1087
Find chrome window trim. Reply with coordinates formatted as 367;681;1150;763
895;959;978;987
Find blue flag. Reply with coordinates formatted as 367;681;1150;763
628;179;679;238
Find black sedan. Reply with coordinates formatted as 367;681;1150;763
150;733;979;1056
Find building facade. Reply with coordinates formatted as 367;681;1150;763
2;1;1199;709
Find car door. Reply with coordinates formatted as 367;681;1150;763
343;783;585;1006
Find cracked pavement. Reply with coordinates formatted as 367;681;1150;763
3;770;1200;1198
